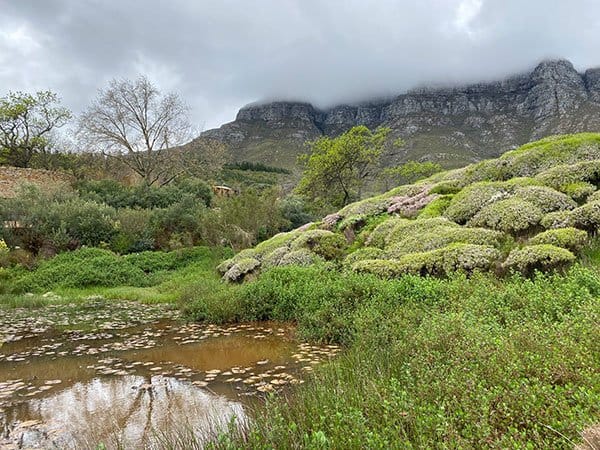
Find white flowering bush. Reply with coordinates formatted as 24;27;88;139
468;198;543;234
513;186;577;213
540;210;575;229
385;226;504;258
279;249;322;267
444;182;510;223
570;201;600;231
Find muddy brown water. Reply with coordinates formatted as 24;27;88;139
0;300;339;449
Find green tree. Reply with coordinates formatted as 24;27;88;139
0;91;72;167
296;126;390;208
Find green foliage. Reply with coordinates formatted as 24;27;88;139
343;247;385;266
540;210;575;229
291;230;347;260
279;249;323;267
0;184;117;253
279;195;315;230
417;195;453;218
77;178;213;209
529;228;588;252
198;265;600;449
0;90;71;167
296;126;390;208
10;248;147;292
381;160;443;185
111;208;155;253
223;160;291;174
385;226;504;258
468;198;543;234
571;201;600;232
444;182;510;223
512;185;577;213
222;257;260;282
563;182;597;202
503;244;575;275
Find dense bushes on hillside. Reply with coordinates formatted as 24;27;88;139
217;133;600;280
0;181;303;258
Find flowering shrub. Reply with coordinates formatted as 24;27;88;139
468;198;543;234
385;226;504;258
540;210;575;229
513;186;577;213
570;201;600;231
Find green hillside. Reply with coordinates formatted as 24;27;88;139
218;133;600;281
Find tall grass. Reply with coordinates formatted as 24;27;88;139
182;265;600;449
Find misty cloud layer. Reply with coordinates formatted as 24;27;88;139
1;0;599;129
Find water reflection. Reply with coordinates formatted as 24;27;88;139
13;375;244;449
0;302;339;449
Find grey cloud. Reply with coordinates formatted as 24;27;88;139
1;0;599;129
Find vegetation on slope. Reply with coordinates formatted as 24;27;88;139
186;133;600;448
218;133;600;281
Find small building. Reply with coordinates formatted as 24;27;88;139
212;185;236;197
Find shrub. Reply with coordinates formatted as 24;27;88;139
385;226;504;258
343;247;386;266
351;259;405;278
529;228;588;252
417;195;453;218
279;249;323;267
561;182;597;202
11;248;148;292
468;198;543;234
535;161;600;191
429;180;462;195
396;243;500;276
540;210;575;229
383;217;459;249
513;185;577;213
444;182;510;223
503;245;575;274
365;217;411;249
222;257;260;282
261;247;290;268
111;208;155;254
571;201;600;232
354;244;500;277
291;230;347;260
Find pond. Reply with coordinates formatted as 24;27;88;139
0;299;339;449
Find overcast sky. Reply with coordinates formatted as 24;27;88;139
1;0;600;130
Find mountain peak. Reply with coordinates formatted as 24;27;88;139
201;60;600;172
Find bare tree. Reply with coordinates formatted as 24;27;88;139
0;91;72;167
78;76;219;186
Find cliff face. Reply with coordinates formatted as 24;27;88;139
200;59;600;171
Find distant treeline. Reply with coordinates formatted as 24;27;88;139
224;161;291;174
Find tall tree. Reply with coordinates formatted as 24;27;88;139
296;125;390;208
78;76;222;186
0;91;72;167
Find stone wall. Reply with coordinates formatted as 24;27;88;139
0;167;73;198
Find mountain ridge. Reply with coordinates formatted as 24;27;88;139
200;59;600;171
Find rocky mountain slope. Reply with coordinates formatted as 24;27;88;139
200;59;600;171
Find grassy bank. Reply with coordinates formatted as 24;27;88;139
0;246;231;308
179;264;600;449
